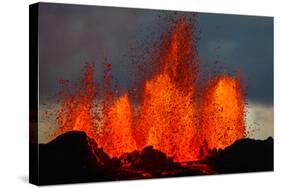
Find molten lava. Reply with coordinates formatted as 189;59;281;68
55;17;245;163
56;63;96;138
101;93;137;157
200;71;245;150
136;19;199;161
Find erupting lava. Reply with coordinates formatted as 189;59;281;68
101;93;137;157
56;63;96;139
200;71;245;150
55;17;245;162
136;19;199;161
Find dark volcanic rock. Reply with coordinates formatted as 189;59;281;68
34;131;273;185
37;131;143;185
208;137;274;174
119;146;201;177
120;146;175;170
139;146;175;171
38;131;108;185
138;146;202;176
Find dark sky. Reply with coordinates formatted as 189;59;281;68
197;13;273;104
38;3;273;105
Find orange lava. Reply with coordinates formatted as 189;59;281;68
136;19;199;161
55;63;96;138
101;93;137;157
200;71;245;150
55;17;245;162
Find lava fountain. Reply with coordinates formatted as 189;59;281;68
55;63;96;139
200;70;245;150
54;17;245;163
101;92;137;157
136;18;199;162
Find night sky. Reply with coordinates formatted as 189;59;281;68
37;3;273;142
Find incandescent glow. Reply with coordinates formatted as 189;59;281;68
136;19;199;161
200;73;245;150
54;18;245;162
101;93;137;157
